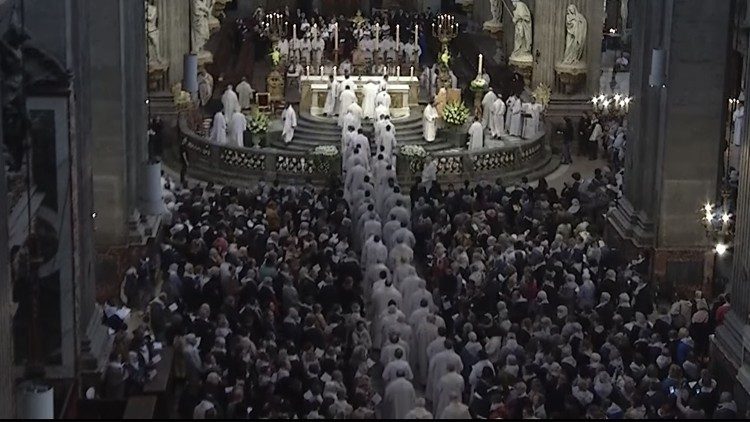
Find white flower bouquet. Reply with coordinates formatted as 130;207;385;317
312;145;339;156
400;145;427;158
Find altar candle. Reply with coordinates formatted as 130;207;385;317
396;25;400;50
334;23;339;50
410;66;414;77
414;24;418;45
396;66;400;77
375;23;380;50
306;66;310;76
293;24;297;39
383;65;387;76
333;66;337;77
478;54;483;76
320;66;324;76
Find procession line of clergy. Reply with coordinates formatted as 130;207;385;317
342;103;473;417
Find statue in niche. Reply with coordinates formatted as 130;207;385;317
483;0;503;32
509;0;532;63
191;0;212;55
145;0;161;64
562;4;587;65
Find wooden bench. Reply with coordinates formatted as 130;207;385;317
122;395;158;419
142;347;175;419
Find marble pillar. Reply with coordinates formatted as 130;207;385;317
531;0;603;95
607;0;731;297
156;0;191;89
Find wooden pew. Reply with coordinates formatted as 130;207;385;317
122;395;158;419
142;347;175;418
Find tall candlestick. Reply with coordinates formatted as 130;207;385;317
333;66;337;77
293;24;297;39
334;23;339;51
414;24;418;45
478;54;483;76
320;66;324;76
383;65;387;76
306;65;310;76
410;66;414;77
396;25;400;50
375;23;380;50
396;66;400;77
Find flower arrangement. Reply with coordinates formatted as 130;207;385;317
312;145;339;156
270;47;281;67
470;77;487;91
400;145;427;158
444;101;470;127
246;112;269;134
440;49;451;67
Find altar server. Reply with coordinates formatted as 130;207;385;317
282;104;297;144
323;74;339;117
228;111;247;147
236;77;254;111
468;116;484;150
490;95;506;139
423;102;439;142
210;111;227;145
481;88;498;128
338;86;358;127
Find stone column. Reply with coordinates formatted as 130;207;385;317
607;0;731;298
156;0;191;88
531;0;603;95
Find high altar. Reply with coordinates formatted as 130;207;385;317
300;75;420;118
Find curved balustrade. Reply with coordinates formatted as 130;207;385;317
179;112;552;188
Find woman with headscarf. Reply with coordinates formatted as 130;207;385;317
690;298;710;356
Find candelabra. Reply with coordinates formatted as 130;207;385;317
432;14;459;49
591;92;632;117
264;12;288;45
701;186;735;256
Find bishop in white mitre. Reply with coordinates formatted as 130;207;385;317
423;103;439;142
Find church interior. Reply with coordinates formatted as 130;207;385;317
1;0;749;419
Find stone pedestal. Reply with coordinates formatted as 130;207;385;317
148;60;169;92
139;162;168;216
509;57;533;88
483;20;503;35
554;61;587;94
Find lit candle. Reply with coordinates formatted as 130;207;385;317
306;65;310;76
383;65;387;76
334;23;339;51
410;66;414;77
333;66;337;77
396;66;400;77
375;23;380;51
293;24;297;39
414;24;418;45
396;25;400;50
320;66;324;76
478;54;483;76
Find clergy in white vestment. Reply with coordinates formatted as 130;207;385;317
375;88;392;110
323;75;340;116
340;59;353;76
221;85;241;121
523;100;544;139
373;304;403;348
379;125;397;162
434;364;465;418
210;111;227;145
391;225;416;251
347;102;364;123
197;70;214;106
379;74;389;92
311;35;325;68
426;341;463;405
404;279;435;318
404;398;433;419
439;393;472;419
380;333;409;364
362;234;388;270
362;81;379;120
481;88;498;128
490;95;506;138
399;273;424;304
372;278;402;322
414;314;441;385
419;67;431;98
278;38;290;62
281;104;297;144
506;95;523;136
345;163;368;203
290;35;301;61
382;350;414;385
338;86;358;127
423;103;439;142
383;372;417;420
421;158;438;187
468;116;484;150
341;111;360;138
236;77;254;110
382;215;402;250
382;36;397;62
228;111;247;147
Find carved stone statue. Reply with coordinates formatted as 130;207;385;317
509;0;532;63
191;0;212;57
483;0;503;32
562;4;587;65
145;0;161;63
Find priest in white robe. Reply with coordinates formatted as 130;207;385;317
414;315;441;384
468;116;484;150
435;364;465;418
404;279;435;318
228;111;247;147
345;163;368;203
404;398;433;419
373;304;404;348
481;88;498;128
347;102;364;123
426;341;463;405
423;103;439;142
490;95;506;139
198;70;214;106
338;86;358;127
362;81;379;120
382;350;414;384
523;100;544;139
323;75;340;116
362;235;388;270
236;77;254;111
375;88;392;110
210;111;227;145
221;85;241;121
311;34;325;69
383;372;416;420
341;111;360;138
439;393;472;419
506;95;523;137
282;104;297;144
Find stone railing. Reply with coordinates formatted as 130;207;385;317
397;134;551;184
179;113;341;186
